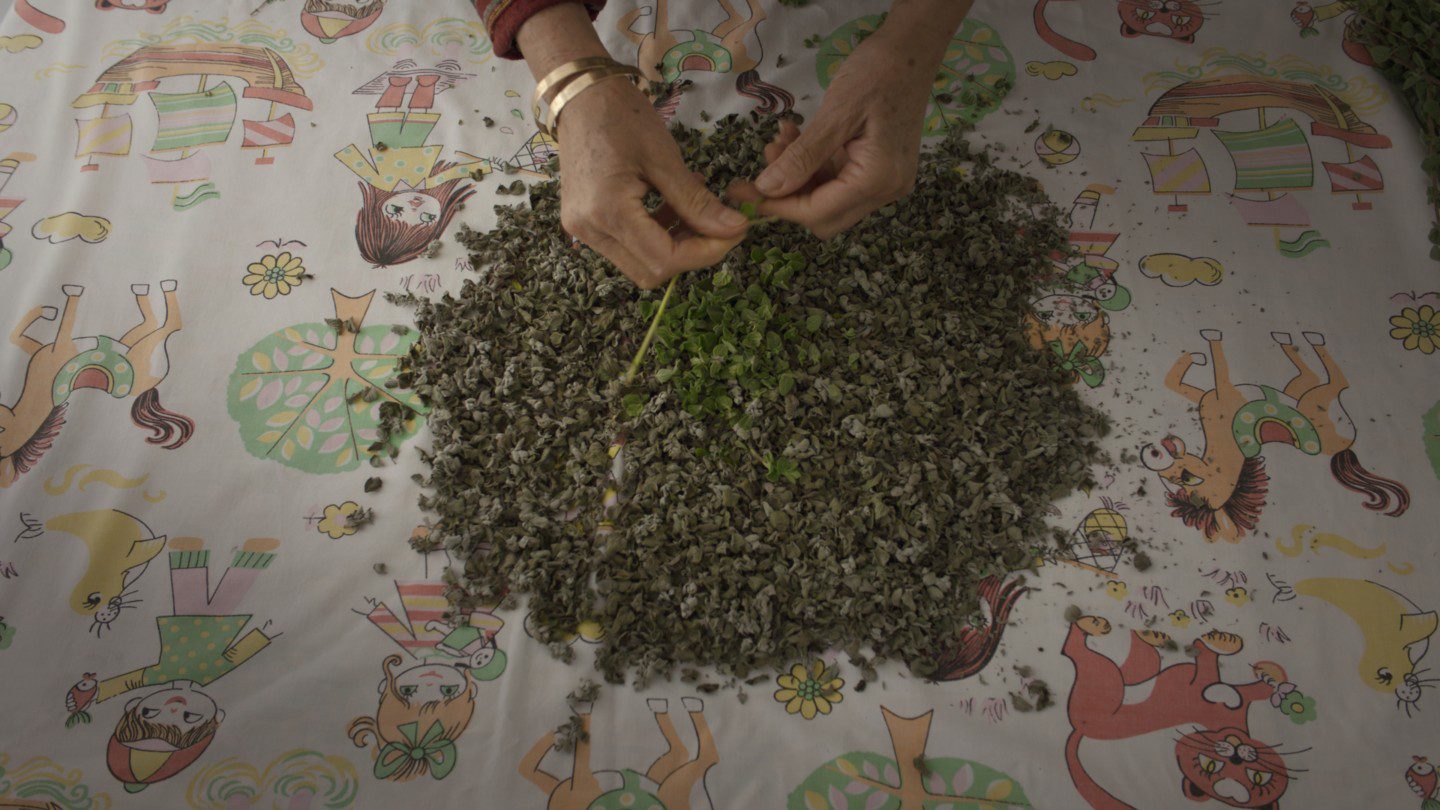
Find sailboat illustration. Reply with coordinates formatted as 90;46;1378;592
1140;146;1211;213
1133;75;1390;258
75;113;133;173
143;82;235;208
71;43;312;210
1322;154;1383;209
241;112;296;166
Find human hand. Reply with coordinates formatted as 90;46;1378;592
728;8;959;238
556;78;749;289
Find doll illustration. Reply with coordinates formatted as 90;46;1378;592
64;537;280;793
334;52;488;267
348;580;506;781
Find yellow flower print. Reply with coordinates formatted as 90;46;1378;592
1169;609;1191;628
1225;586;1250;607
1103;580;1127;600
1389;305;1440;354
774;660;844;720
244;252;306;300
317;501;361;539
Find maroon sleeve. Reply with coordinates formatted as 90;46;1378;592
477;0;607;61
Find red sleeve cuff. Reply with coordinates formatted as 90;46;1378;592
478;0;607;61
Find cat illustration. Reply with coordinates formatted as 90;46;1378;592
1295;578;1436;717
1034;0;1211;61
1118;0;1209;42
1062;617;1291;808
94;0;171;11
42;509;167;636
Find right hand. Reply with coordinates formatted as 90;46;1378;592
556;78;749;289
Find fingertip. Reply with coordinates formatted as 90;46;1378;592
687;210;748;240
716;206;749;230
671;233;744;271
755;167;786;196
725;180;762;203
633;270;666;291
653;166;749;237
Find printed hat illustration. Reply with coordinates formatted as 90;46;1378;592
106;728;216;793
434;616;507;682
301;0;386;44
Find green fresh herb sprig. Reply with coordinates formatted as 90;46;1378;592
636;245;815;479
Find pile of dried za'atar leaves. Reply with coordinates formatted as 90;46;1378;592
390;114;1107;685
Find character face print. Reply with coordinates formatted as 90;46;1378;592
1119;0;1207;42
1142;436;1231;506
135;684;221;732
95;0;172;10
393;662;468;703
1176;729;1289;808
1032;294;1102;327
383;193;440;226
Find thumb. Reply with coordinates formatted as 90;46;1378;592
652;165;749;237
754;117;848;197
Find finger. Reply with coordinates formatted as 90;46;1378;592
724;179;765;206
755;187;868;237
654;173;713;235
651;200;705;241
763;140;785;166
763;119;801;165
650;160;749;238
585;232;665;289
752;159;887;237
754;114;852;197
726;144;847;207
604;199;742;279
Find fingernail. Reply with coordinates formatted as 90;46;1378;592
719;208;747;227
756;170;783;195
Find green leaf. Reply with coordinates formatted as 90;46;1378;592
621;393;648;418
777;372;796;395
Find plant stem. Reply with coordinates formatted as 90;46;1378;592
622;276;678;385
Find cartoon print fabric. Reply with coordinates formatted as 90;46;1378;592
0;1;1437;807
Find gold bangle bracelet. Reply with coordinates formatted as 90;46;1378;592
531;57;618;137
533;56;615;103
547;65;642;137
552;64;639;112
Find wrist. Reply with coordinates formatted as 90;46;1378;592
516;2;611;80
878;0;974;60
557;74;647;140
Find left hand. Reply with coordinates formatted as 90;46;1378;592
728;26;936;238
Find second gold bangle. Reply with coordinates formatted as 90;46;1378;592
533;56;614;103
535;63;642;138
548;65;641;134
